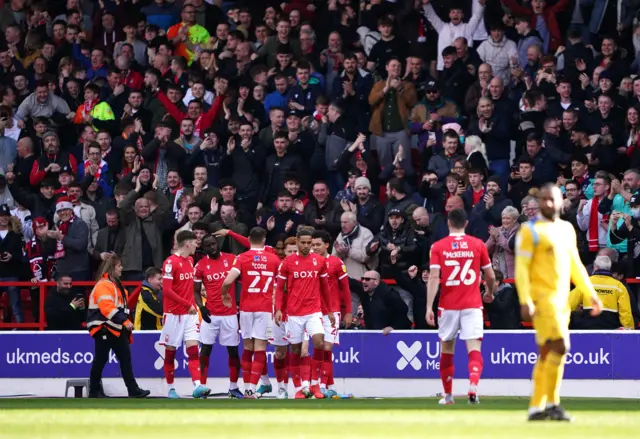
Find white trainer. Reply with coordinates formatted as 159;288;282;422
468;385;479;404
438;394;455;405
276;388;288;400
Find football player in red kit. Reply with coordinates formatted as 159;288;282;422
310;230;353;398
427;208;496;405
213;227;280;396
266;237;298;399
159;230;210;399
194;235;244;399
276;228;334;399
221;227;281;399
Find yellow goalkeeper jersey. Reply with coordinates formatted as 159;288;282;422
515;218;596;312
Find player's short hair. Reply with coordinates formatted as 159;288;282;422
296;228;313;239
448;208;467;229
312;230;331;245
494;269;504;283
284;236;297;246
145;267;162;280
249;227;267;245
175;230;197;247
201;233;217;245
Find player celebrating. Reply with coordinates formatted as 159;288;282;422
194;235;244;399
515;185;602;421
160;230;210;399
426;208;496;405
268;236;299;399
221;227;281;399
310;230;352;398
276;229;334;399
214;227;280;396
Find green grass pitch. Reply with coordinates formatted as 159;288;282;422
0;397;638;439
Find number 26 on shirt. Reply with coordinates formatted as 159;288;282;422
444;260;476;287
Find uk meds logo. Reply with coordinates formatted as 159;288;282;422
396;341;422;371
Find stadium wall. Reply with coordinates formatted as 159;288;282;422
1;331;638;398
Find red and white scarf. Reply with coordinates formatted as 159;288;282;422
26;237;54;281
588;197;600;252
82;99;99;120
54;215;75;260
193;114;203;138
84;159;106;181
123;131;144;152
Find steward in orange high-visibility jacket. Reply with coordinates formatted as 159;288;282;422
86;255;150;398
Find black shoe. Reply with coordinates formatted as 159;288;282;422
88;388;110;398
527;410;549;421
128;388;151;398
544;405;573;422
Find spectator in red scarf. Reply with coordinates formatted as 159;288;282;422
77;143;113;197
156;76;226;139
72;83;117;133
47;196;91;281
26;216;56;322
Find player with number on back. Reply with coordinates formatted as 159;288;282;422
426;208;496;405
276;228;334;399
160;230;211;399
194;235;244;399
221;227;281;399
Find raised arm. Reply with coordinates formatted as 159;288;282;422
422;2;444;32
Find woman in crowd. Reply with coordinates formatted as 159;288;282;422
486;206;520;279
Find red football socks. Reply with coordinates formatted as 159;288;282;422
322;350;333;386
440;353;454;395
300;355;311;383
284;351;290;384
199;355;210;385
228;355;240;385
164;348;176;385
186;345;200;384
261;360;268;376
274;356;286;383
291;352;302;389
468;350;483;386
241;349;253;386
311;358;318;383
251;351;267;385
313;349;325;384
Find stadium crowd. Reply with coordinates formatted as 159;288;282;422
0;0;638;332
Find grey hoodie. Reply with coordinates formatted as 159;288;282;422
0;170;14;209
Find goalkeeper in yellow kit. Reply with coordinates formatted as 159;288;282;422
515;184;603;422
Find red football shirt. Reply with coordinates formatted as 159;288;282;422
429;233;491;310
162;253;196;314
325;254;352;314
276;252;331;317
194;252;236;316
231;248;281;313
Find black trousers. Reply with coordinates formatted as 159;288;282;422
89;328;138;392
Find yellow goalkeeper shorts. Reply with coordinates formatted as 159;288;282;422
532;305;570;347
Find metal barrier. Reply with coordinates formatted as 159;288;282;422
1;277;639;330
0;281;142;331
